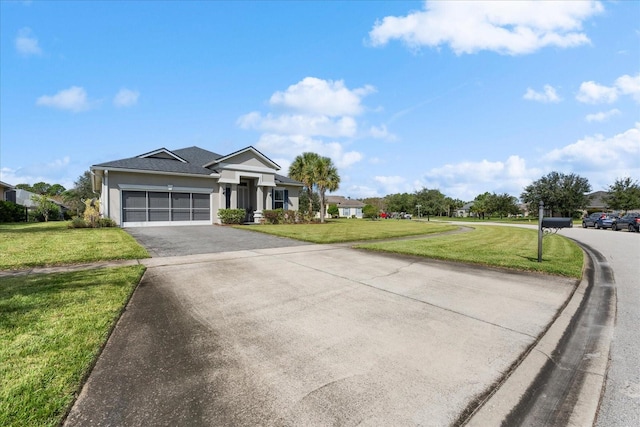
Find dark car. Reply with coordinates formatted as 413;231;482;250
594;214;617;229
612;213;640;232
582;212;606;228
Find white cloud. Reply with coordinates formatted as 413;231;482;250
585;109;620;122
615;73;640;103
113;88;140;107
368;0;602;55
373;175;411;195
576;73;640;104
269;77;375;116
576;81;618;104
255;134;362;169
0;157;75;189
369;124;398;141
36;86;91;112
523;85;561;103
15;27;42;56
421;155;540;200
544;123;640;171
238;112;357;138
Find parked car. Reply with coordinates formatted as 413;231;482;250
594;214;617;229
612;213;640;232
582;212;606;228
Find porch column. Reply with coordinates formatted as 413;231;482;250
254;186;264;223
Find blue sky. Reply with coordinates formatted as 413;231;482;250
1;0;638;201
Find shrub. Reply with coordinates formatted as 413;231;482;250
363;204;379;219
327;204;339;218
263;209;284;224
98;218;117;228
0;201;26;223
218;208;246;224
68;218;89;228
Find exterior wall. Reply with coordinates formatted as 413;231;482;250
103;171;217;226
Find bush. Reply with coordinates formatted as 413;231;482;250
218;208;246;224
363;204;379;219
68;218;89;228
327;204;339;218
262;209;306;224
98;218;117;228
0;201;26;223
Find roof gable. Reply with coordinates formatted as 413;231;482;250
204;146;280;170
138;148;187;163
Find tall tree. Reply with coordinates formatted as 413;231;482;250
385;193;415;214
289;152;321;217
471;192;491;219
521;171;591;217
486;193;520;218
415;188;446;220
604;177;640;212
315;156;340;223
63;171;97;216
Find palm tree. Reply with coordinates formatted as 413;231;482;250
289;152;320;216
315;156;340;223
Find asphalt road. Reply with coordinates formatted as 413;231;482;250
558;227;640;426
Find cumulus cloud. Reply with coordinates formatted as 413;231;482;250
368;0;602;55
585;109;620;122
113;88;140;107
369;124;398;141
523;85;561;103
238;77;378;172
544;123;640;171
36;86;91;112
255;134;362;169
238;112;357;138
15;27;42;56
269;77;375;116
576;81;618;104
576;73;640;104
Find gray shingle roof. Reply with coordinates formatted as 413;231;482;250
93;146;303;186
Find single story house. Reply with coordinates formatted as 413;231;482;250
455;202;474;218
0;180;13;201
91;146;304;227
325;195;365;219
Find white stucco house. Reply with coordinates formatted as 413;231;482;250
325;195;365;219
91;146;303;227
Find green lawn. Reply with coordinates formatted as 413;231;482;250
357;225;583;277
237;218;458;243
0;222;149;270
0;266;145;427
0;221;149;426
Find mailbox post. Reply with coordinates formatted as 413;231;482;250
538;201;544;262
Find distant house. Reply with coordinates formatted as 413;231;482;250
586;191;610;211
91;146;304;227
455;202;474;218
325;195;365;219
0;181;13;201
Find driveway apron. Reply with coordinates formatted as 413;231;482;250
64;239;576;426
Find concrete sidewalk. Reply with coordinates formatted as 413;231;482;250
63;244;579;426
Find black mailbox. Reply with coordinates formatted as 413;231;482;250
541;217;573;229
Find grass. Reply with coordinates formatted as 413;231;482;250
357;225;584;277
236;218;458;243
0;221;149;270
0;266;145;427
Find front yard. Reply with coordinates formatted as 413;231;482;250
0;222;147;426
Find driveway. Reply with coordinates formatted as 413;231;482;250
125;225;311;257
64;231;577;426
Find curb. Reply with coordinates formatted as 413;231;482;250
465;242;615;426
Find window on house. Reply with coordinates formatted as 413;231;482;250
273;189;285;209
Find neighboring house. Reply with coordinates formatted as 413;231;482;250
586;191;610;211
325;195;365;219
0;180;13;201
455;202;474;218
91;146;304;227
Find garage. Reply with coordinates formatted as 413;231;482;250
122;191;210;225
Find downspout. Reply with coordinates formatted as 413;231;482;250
103;170;109;219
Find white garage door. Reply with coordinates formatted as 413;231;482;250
122;191;210;225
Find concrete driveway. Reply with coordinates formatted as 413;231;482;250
125;225;311;257
64;233;577;426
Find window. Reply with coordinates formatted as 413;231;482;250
273;189;285;209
